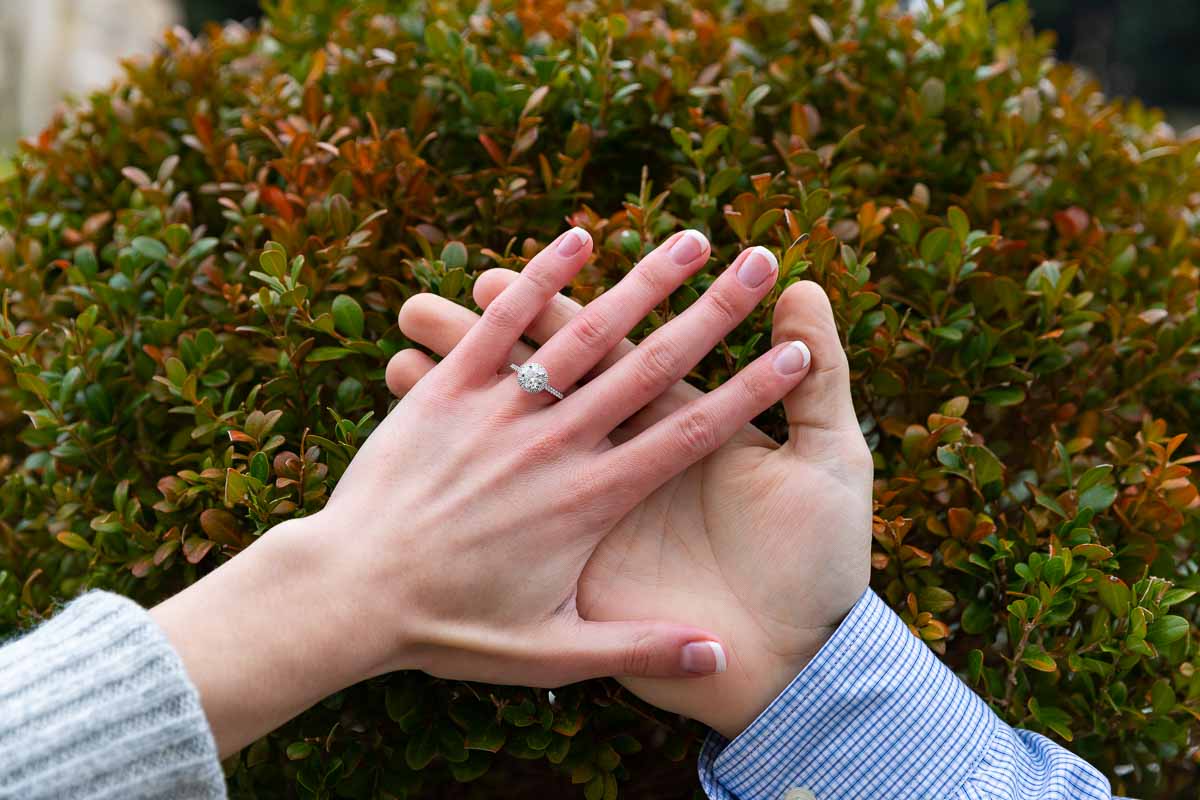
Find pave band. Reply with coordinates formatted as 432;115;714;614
509;362;564;400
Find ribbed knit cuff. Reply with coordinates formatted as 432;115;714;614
0;591;226;800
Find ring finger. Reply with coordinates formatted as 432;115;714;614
509;229;710;406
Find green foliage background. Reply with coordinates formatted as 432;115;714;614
1;0;1199;796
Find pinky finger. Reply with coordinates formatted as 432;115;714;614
385;349;437;398
603;340;812;493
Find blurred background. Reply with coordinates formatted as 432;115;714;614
1;0;1198;150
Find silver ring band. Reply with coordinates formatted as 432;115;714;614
509;362;564;400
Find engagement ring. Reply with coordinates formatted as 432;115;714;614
509;362;564;400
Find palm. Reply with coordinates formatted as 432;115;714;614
579;412;871;730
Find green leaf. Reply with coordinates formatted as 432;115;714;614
165;357;187;386
966;648;983;683
1075;464;1113;493
441;241;468;269
1146;615;1189;647
1097;575;1131;617
702;125;729;156
961;601;992;634
947;206;969;241
77;305;99;333
331;294;365;338
744;84;770;112
286;742;313;760
449;751;491;782
440;267;466;298
405;725;439;770
919;77;946;116
1071;543;1113;561
1078;484;1118;513
963;444;1004;488
307;346;354;363
892;206;920;245
1042;556;1066;586
183;237;219;264
709;167;741;196
917;586;956;613
260;248;287;278
981;386;1025;407
670;127;693;155
56;531;93;551
1150;678;1177;714
385;685;416;724
1021;647;1058;673
1029;698;1073;741
1160;588;1197;607
919;227;953;263
132;236;169;262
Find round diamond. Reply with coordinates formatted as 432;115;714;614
516;362;549;393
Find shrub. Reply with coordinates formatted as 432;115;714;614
2;0;1198;796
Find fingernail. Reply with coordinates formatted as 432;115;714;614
669;229;708;265
774;340;811;375
556;227;590;257
737;246;778;288
681;641;727;674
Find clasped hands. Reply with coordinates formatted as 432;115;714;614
151;227;874;757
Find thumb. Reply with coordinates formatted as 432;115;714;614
772;280;860;455
556;619;728;681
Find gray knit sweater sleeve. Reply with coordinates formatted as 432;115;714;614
0;591;226;800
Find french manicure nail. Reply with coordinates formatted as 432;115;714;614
557;227;590;257
681;641;727;674
737;246;778;288
669;229;708;265
775;340;811;375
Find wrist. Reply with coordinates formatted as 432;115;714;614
703;629;834;740
150;514;382;755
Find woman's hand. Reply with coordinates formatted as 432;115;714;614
152;227;815;755
391;262;873;740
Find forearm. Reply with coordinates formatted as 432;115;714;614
150;514;381;757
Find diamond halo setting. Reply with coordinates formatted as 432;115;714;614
509;362;563;400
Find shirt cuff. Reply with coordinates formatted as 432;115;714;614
698;588;997;800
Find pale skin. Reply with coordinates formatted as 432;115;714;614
150;227;838;756
389;237;874;739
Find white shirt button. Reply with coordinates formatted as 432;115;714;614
780;789;817;800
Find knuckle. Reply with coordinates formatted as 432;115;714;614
621;634;656;676
738;366;776;407
522;426;573;462
674;405;720;456
484;297;525;331
631;263;669;297
566;309;611;352
521;264;559;294
703;285;741;328
631;337;684;393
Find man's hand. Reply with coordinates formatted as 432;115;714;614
390;267;874;739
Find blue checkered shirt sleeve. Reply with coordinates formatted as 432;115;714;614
698;588;1124;800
